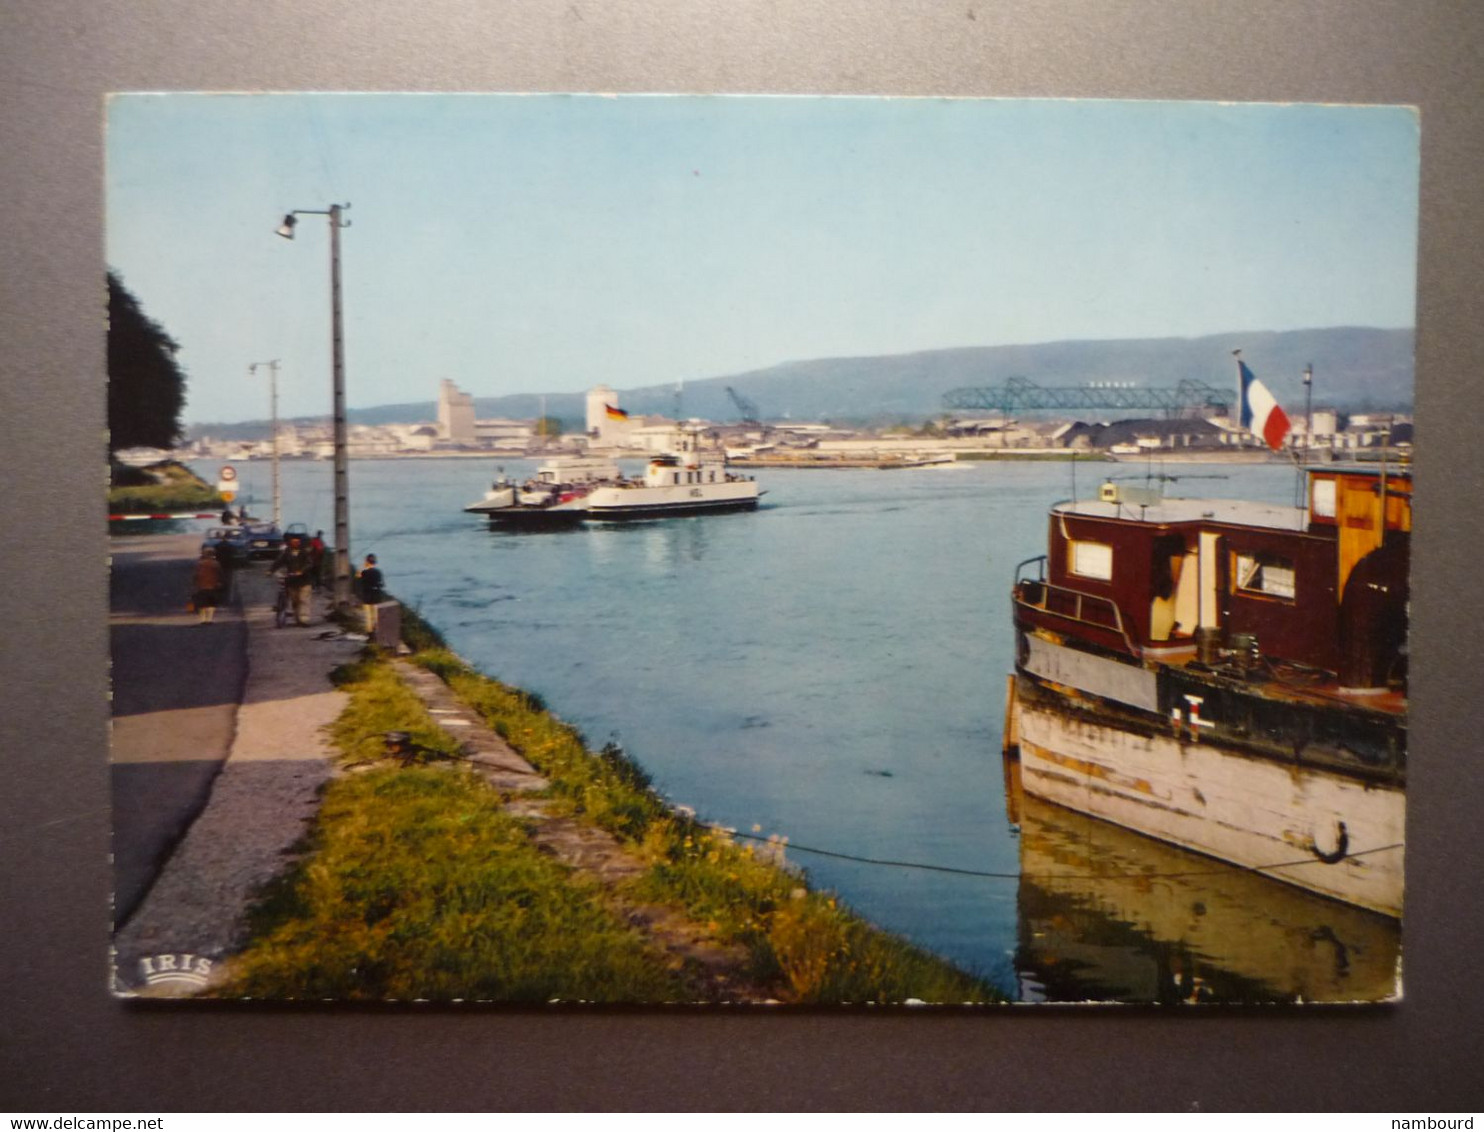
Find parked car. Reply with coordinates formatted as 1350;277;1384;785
243;522;285;560
200;526;251;566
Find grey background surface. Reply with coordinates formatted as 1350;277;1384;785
3;0;1481;1112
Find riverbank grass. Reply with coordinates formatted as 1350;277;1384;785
108;459;223;513
228;767;686;1001
224;659;686;1002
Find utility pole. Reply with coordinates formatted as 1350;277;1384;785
328;204;350;613
277;203;353;612
249;359;281;525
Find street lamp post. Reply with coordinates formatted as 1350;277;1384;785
248;358;281;526
277;204;352;612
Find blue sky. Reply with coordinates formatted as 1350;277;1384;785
106;95;1420;424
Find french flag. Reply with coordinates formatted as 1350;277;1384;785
1237;355;1292;451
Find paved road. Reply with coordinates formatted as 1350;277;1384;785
110;531;247;926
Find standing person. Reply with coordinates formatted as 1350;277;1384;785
308;530;327;590
271;534;315;626
356;553;386;635
212;540;237;604
190;546;224;625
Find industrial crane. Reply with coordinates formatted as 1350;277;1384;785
726;386;764;429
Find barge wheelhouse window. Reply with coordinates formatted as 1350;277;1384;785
1234;551;1296;599
1311;477;1337;519
1069;540;1114;581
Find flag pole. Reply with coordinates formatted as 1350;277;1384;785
1303;363;1314;463
1232;349;1245;448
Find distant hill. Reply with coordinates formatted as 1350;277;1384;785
190;326;1412;437
625;326;1413;423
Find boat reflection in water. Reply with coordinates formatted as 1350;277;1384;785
1011;792;1401;1004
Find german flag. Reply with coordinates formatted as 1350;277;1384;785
605;404;629;421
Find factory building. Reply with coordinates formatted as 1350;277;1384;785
437;379;476;444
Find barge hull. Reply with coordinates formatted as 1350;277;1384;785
1013;688;1405;918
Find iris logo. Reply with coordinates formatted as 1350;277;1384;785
139;952;214;990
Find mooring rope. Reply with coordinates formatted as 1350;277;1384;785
709;824;1403;884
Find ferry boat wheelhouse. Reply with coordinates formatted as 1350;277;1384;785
1003;463;1409;918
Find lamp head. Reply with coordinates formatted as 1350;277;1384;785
275;214;297;240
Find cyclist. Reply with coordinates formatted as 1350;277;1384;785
270;534;315;626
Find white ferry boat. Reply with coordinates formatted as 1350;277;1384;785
463;429;761;525
462;454;621;526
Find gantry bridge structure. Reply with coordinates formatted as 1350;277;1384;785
942;377;1231;418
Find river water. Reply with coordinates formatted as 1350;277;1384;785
197;454;1401;1002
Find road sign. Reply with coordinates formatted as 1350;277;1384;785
219;465;237;481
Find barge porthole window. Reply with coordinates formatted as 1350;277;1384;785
1235;552;1296;599
1070;540;1114;581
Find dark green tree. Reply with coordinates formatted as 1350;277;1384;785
107;270;186;452
534;415;565;441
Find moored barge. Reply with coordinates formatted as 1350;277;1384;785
1002;462;1409;918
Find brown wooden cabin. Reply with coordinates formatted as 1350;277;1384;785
1014;465;1411;694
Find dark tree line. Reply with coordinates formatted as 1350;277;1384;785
108;270;186;453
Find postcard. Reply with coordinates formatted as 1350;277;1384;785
106;94;1418;1003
